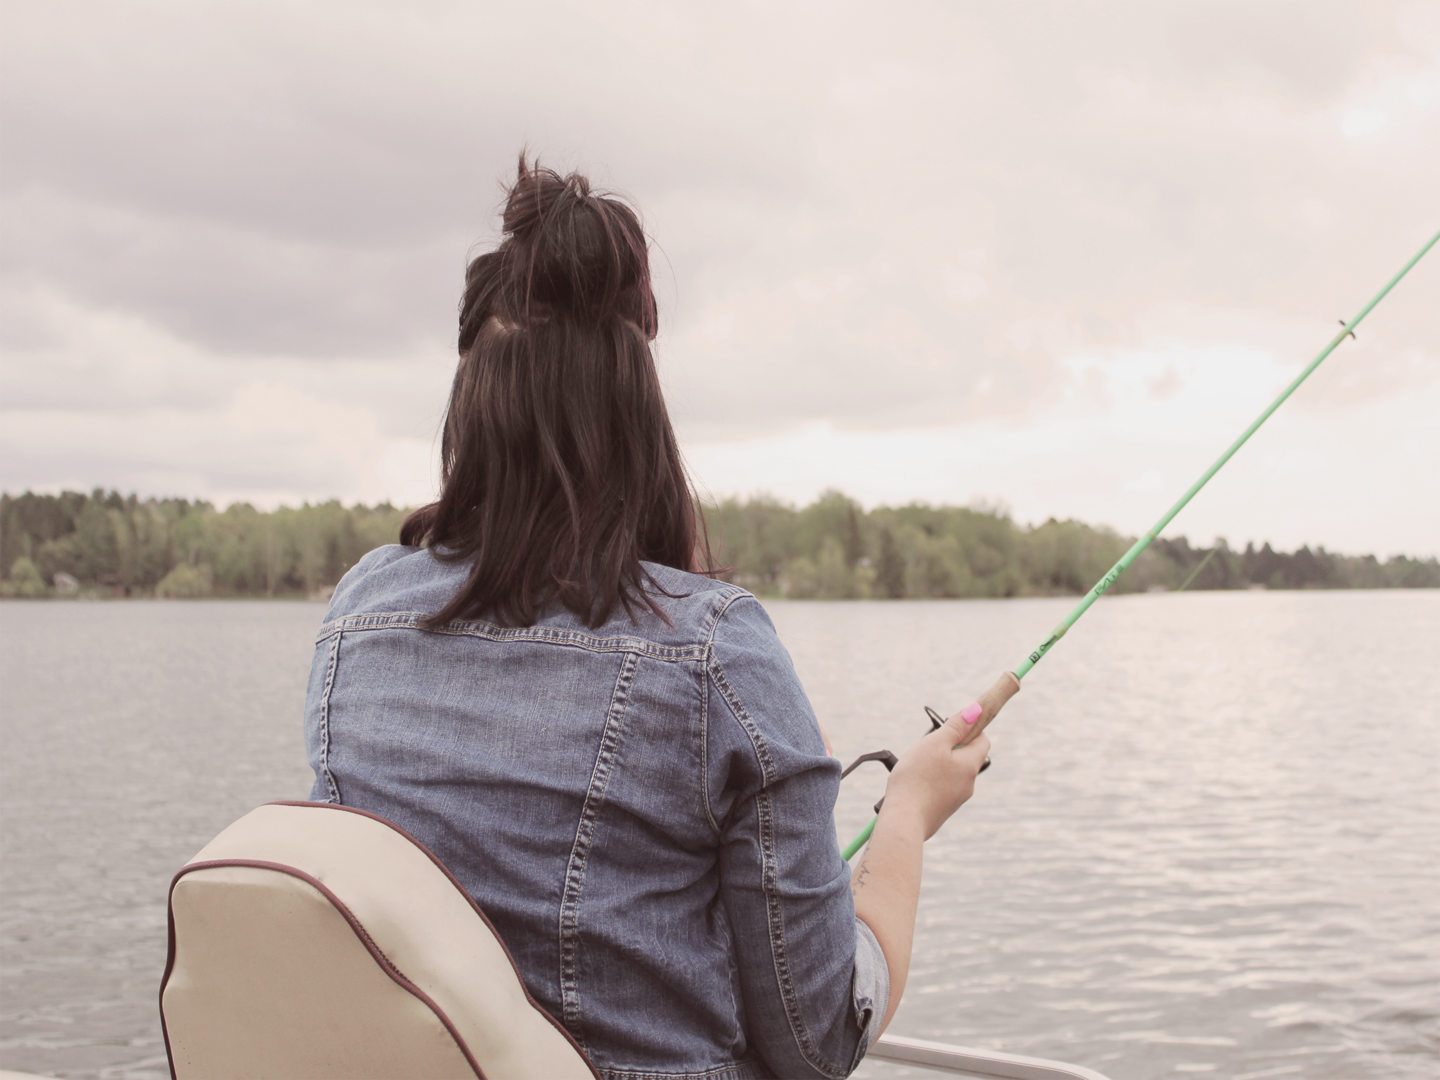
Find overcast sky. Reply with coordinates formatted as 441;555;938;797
2;0;1437;556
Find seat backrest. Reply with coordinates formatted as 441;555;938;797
161;801;596;1080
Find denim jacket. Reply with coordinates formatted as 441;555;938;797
304;546;888;1080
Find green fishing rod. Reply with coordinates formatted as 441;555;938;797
842;227;1439;862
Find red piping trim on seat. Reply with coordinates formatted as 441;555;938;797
161;801;600;1080
161;857;486;1080
264;801;599;1075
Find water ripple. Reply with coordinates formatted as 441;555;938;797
2;591;1437;1079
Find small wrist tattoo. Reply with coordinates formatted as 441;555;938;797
851;859;873;893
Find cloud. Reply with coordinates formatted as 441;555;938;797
683;348;1440;555
2;0;1437;552
0;282;452;506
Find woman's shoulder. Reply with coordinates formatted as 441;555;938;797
640;562;748;610
323;545;466;623
634;564;785;653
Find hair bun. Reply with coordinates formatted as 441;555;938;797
495;156;656;335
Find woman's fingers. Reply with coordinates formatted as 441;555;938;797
947;671;1021;747
933;725;987;797
886;727;992;839
949;730;990;773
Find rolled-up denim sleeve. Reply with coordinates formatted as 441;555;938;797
853;917;890;1040
705;595;888;1079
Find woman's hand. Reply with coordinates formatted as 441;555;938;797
881;720;991;840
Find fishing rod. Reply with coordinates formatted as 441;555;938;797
841;227;1440;862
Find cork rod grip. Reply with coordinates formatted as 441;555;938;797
952;670;1021;747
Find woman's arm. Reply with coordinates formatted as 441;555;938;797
850;717;991;1033
706;596;892;1078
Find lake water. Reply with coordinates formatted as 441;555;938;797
1;591;1436;1079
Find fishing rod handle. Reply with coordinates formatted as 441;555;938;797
951;671;1021;747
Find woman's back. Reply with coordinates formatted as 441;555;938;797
295;156;992;1077
305;544;887;1080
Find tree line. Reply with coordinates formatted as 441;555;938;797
0;490;405;599
2;488;1436;600
702;491;1439;598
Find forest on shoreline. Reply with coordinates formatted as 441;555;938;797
2;488;1437;600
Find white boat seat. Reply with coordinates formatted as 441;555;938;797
160;800;1110;1080
160;801;596;1080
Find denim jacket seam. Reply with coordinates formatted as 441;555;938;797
701;589;751;650
699;593;754;835
700;589;758;837
698;652;721;836
316;629;343;804
559;650;639;1047
707;655;844;1080
315;611;707;662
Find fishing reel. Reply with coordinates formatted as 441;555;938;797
839;706;992;815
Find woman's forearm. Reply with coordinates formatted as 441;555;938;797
849;721;990;1036
850;799;927;1034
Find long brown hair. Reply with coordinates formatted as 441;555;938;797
401;157;708;628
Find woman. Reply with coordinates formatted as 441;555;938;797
304;159;990;1080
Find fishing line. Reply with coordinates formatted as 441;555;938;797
842;228;1439;861
1175;547;1219;593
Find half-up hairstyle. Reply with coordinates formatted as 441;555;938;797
401;156;709;629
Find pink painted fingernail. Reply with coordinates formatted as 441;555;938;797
961;702;983;724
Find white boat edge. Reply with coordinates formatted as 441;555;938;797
871;1033;1112;1080
0;1042;1111;1080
